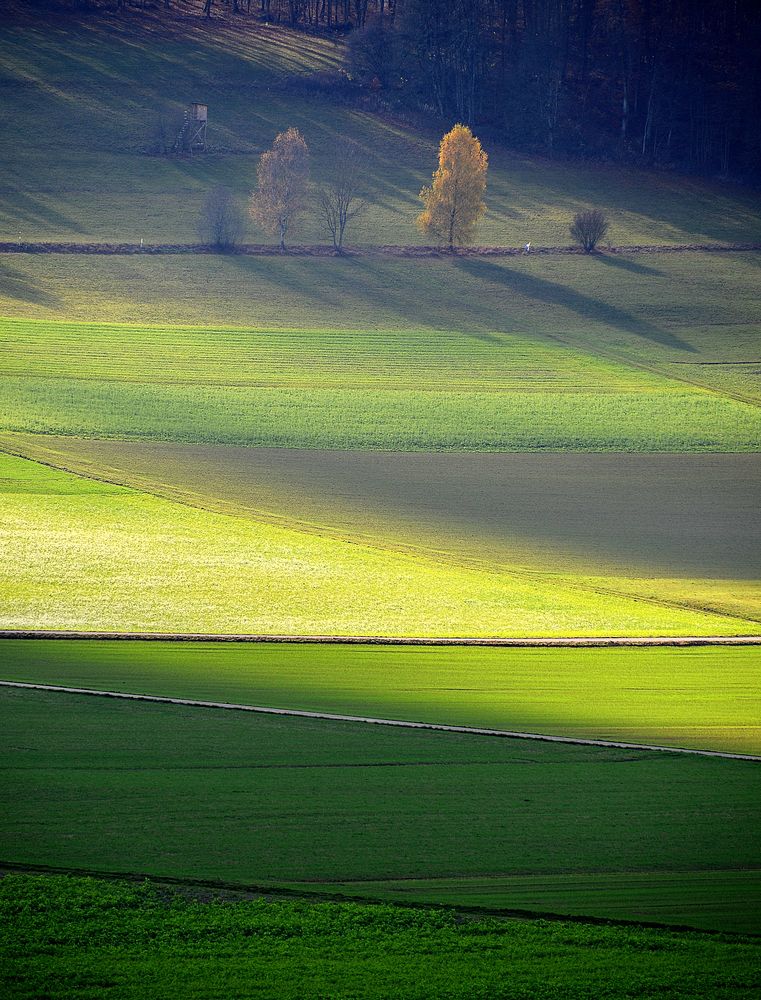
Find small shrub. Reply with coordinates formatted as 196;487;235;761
199;186;246;251
570;209;610;252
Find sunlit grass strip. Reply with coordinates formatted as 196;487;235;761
3;379;760;452
0;317;670;389
1;452;757;639
3;638;759;754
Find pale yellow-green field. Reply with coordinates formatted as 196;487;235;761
1;451;756;638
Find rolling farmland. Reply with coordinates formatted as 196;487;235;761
2;4;760;995
2;7;761;250
4;435;758;624
2;452;757;638
3;639;760;755
2;687;760;935
5;876;760;1000
2;316;760;453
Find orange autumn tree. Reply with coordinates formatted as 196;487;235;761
417;125;488;251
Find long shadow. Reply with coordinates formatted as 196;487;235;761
455;258;696;353
592;255;664;277
0;263;61;309
0;191;85;235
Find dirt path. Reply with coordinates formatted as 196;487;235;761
1;241;759;257
1;629;759;646
2;679;759;762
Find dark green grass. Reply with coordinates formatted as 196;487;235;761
3;639;760;754
1;688;760;932
3;876;760;1000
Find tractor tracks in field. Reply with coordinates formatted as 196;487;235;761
1;680;759;762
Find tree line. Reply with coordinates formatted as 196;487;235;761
202;123;609;254
346;0;761;179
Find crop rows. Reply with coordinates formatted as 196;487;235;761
2;688;760;933
0;318;664;391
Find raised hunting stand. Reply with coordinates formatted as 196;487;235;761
173;103;207;154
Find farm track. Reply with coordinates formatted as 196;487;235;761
1;242;760;257
1;679;759;761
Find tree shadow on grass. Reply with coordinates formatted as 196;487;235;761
0;263;62;309
0;191;86;237
455;257;696;353
593;254;664;277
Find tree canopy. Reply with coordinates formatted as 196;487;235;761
249;127;310;251
417;124;487;250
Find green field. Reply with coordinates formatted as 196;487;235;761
2;687;760;933
2;315;761;453
2;452;758;639
3;639;760;754
4;434;758;621
5;876;760;1000
2;254;760;404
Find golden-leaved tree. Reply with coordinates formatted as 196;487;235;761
417;124;488;250
250;127;310;252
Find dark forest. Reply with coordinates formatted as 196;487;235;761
20;0;761;179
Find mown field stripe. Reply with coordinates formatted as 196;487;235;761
2;680;759;761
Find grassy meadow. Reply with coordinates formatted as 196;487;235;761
1;5;760;989
2;687;760;934
1;254;760;404
3;638;761;754
5;876;760;1000
2;314;761;452
2;451;758;638
4;434;758;624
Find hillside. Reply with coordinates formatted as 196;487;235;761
1;7;760;985
2;6;761;247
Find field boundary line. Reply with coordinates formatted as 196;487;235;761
3;861;754;937
1;241;760;257
3;436;761;631
1;437;759;630
1;630;759;646
2;680;759;761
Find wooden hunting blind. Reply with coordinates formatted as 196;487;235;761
173;102;207;153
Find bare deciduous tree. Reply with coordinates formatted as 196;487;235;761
318;139;368;253
570;209;610;252
249;127;310;252
199;186;246;250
